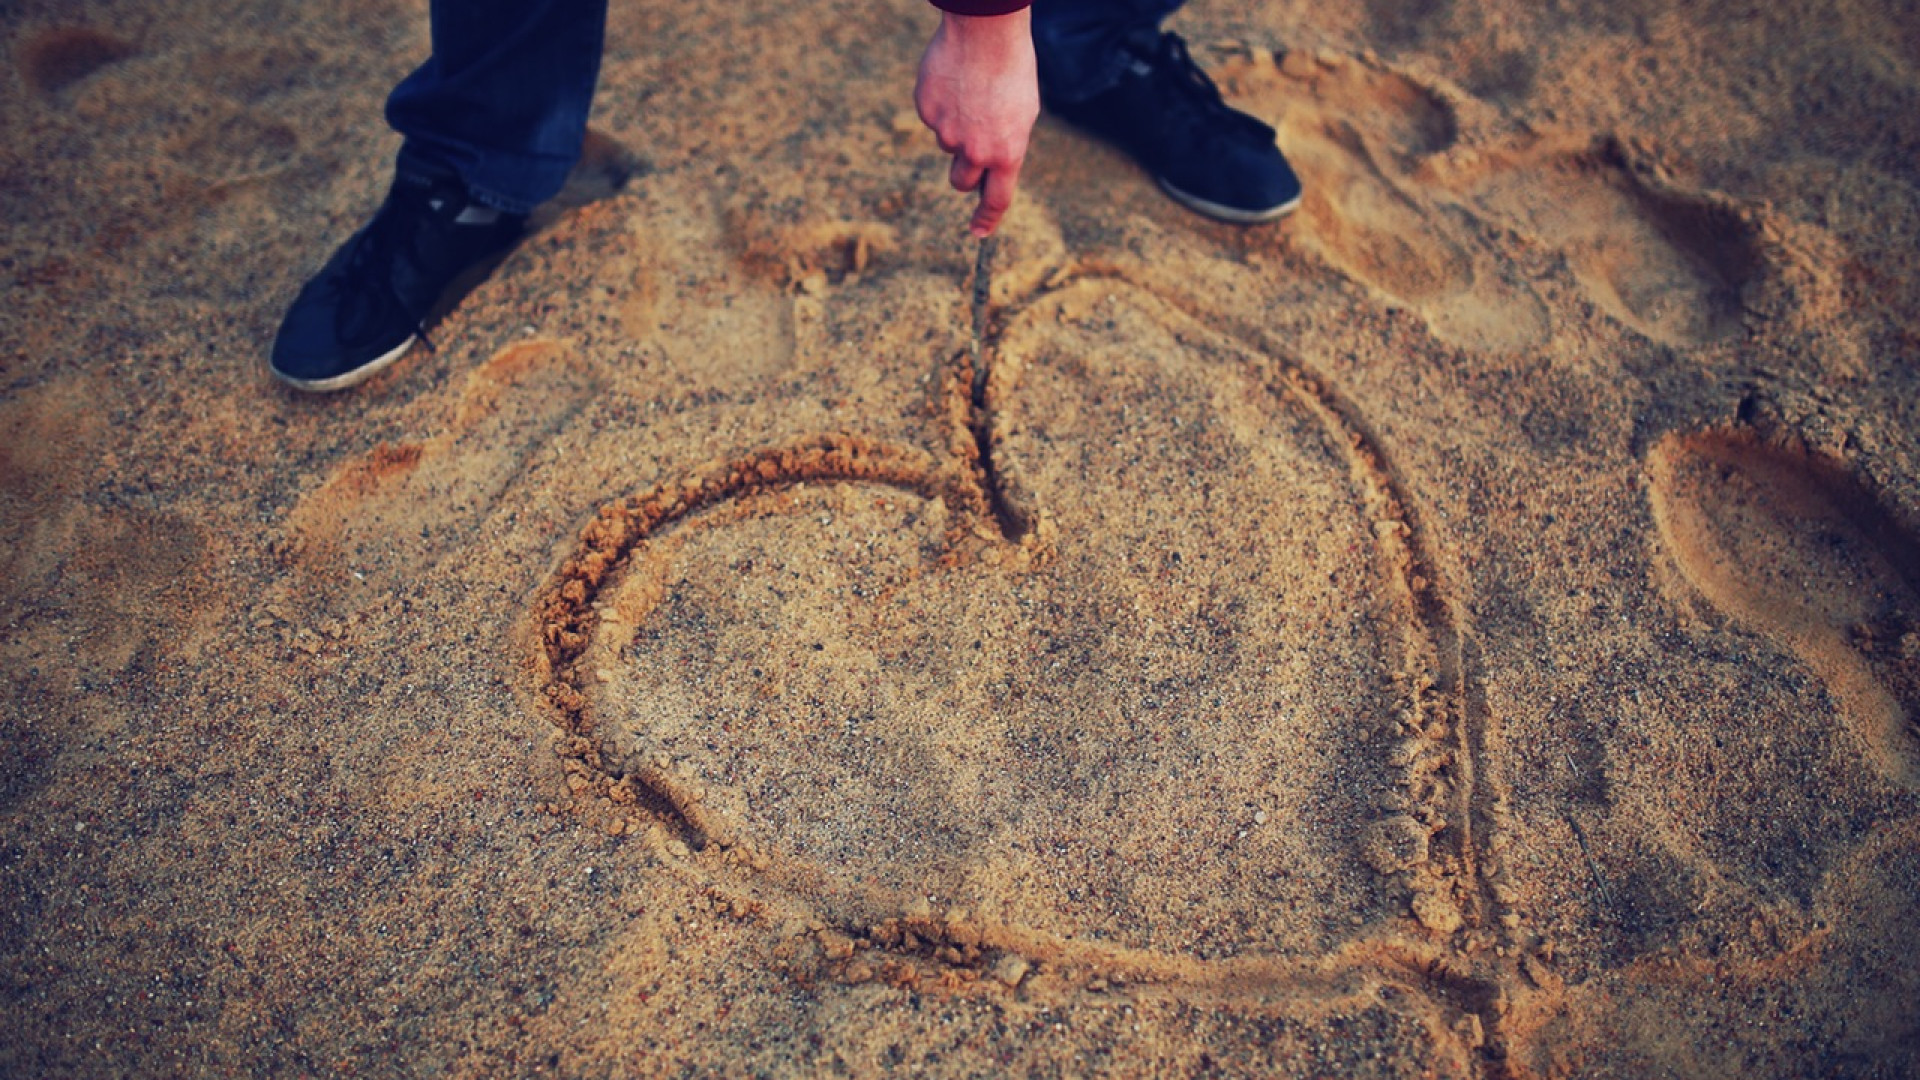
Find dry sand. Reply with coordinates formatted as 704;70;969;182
4;0;1919;1075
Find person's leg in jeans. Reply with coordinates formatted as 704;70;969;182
271;0;607;392
1031;0;1301;223
1031;0;1183;105
386;0;607;212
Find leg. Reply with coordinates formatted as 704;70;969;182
1031;0;1301;224
1031;0;1184;106
386;0;609;213
271;0;610;391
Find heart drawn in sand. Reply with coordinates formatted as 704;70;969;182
530;274;1483;977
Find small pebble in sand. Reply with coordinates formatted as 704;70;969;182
1361;814;1430;873
1254;810;1270;826
993;954;1030;987
1412;892;1464;934
1387;737;1427;768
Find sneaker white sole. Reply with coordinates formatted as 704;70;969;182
269;240;523;394
1159;178;1302;224
270;334;417;394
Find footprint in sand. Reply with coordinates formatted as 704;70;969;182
1221;49;1551;353
168;110;303;182
1648;427;1920;786
284;340;600;595
530;128;649;228
533;276;1477;974
1223;50;1764;352
0;376;222;674
17;26;138;98
1441;135;1764;347
187;41;321;104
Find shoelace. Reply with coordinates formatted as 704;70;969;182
329;179;448;347
1142;33;1272;143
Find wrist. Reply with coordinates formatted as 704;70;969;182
940;8;1032;45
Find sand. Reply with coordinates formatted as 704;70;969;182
3;0;1918;1075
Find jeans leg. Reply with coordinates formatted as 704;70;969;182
385;0;608;213
1032;0;1186;105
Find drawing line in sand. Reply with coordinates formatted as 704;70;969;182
521;263;1531;1071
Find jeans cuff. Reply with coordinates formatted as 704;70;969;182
396;142;540;216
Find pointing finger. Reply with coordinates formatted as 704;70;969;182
970;162;1019;238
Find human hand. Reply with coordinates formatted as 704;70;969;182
914;9;1040;238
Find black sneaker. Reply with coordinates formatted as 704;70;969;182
1047;32;1302;224
270;170;526;393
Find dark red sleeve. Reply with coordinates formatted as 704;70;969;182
927;0;1032;15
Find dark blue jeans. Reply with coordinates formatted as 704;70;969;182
1033;0;1185;105
386;0;1184;211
